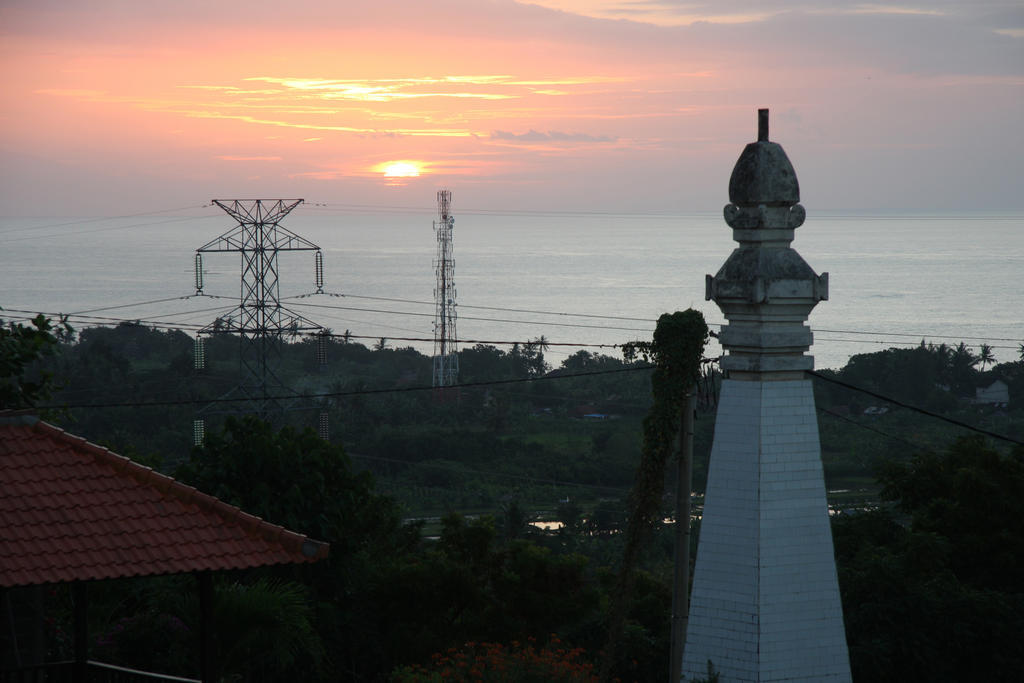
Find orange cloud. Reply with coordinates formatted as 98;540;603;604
216;155;282;161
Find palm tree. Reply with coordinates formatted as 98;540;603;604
528;336;550;376
1019;343;1024;362
950;342;979;396
978;343;995;371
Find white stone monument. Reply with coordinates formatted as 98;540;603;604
681;110;852;682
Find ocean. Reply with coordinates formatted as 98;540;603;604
1;208;1022;371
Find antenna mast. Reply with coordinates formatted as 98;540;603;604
192;199;327;432
432;190;459;387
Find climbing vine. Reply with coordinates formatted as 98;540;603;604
600;309;708;681
622;309;708;531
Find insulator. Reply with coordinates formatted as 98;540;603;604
316;331;327;365
194;253;203;293
318;411;329;440
193;419;205;446
315;250;324;293
194;336;205;370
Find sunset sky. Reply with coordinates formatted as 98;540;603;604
1;0;1022;215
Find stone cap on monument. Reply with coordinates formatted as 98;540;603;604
706;109;828;379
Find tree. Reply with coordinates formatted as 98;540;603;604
949;342;980;395
527;336;551;376
602;310;708;680
978;343;995;371
177;418;420;680
0;313;69;409
93;577;323;682
834;436;1024;681
179;416;410;559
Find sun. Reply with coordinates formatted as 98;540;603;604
379;161;421;178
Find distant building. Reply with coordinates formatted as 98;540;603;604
975;379;1009;406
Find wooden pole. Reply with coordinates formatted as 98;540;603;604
198;572;214;683
72;582;88;683
669;389;696;682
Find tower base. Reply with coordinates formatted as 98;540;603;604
682;379;851;682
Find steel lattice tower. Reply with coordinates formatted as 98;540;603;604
194;199;326;420
432;190;459;387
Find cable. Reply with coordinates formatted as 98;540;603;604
0;204;212;236
304;202;1024;222
816;329;1024;344
816;406;930;452
815;337;1021;351
67;294;207;316
0;307;232;332
347;452;630;495
0;308;625;350
806;370;1023;446
290;293;1024;346
35;365;656;411
287;300;656;333
292;291;662;325
0;215;216;243
5;292;1021;358
5;303;1018;357
307;202;715;220
334;332;622;349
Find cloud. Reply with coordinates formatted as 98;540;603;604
490;129;616;143
215;155;282;161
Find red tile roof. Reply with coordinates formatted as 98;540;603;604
0;414;328;587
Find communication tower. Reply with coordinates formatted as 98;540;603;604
193;199;327;432
432;190;459;387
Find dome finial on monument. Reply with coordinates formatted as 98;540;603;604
706;108;828;379
726;108;802;226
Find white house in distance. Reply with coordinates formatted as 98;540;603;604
975;379;1009;407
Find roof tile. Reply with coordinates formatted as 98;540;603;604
0;416;328;587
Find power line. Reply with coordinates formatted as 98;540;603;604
293;291;664;324
0;307;235;332
347;452;630;495
36;365;657;411
0;204;212;236
13;302;1020;448
815;329;1023;344
5;303;1019;357
815;337;1021;351
293;292;1023;345
67;294;208;316
286;300;655;333
0;215;217;243
807;370;1023;446
335;333;622;349
5;290;1021;356
816;406;932;453
303;202;1024;222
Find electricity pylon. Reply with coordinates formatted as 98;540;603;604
193;199;325;422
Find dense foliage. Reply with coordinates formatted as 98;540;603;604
6;316;1024;681
0;312;69;409
602;310;708;678
834;437;1024;682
